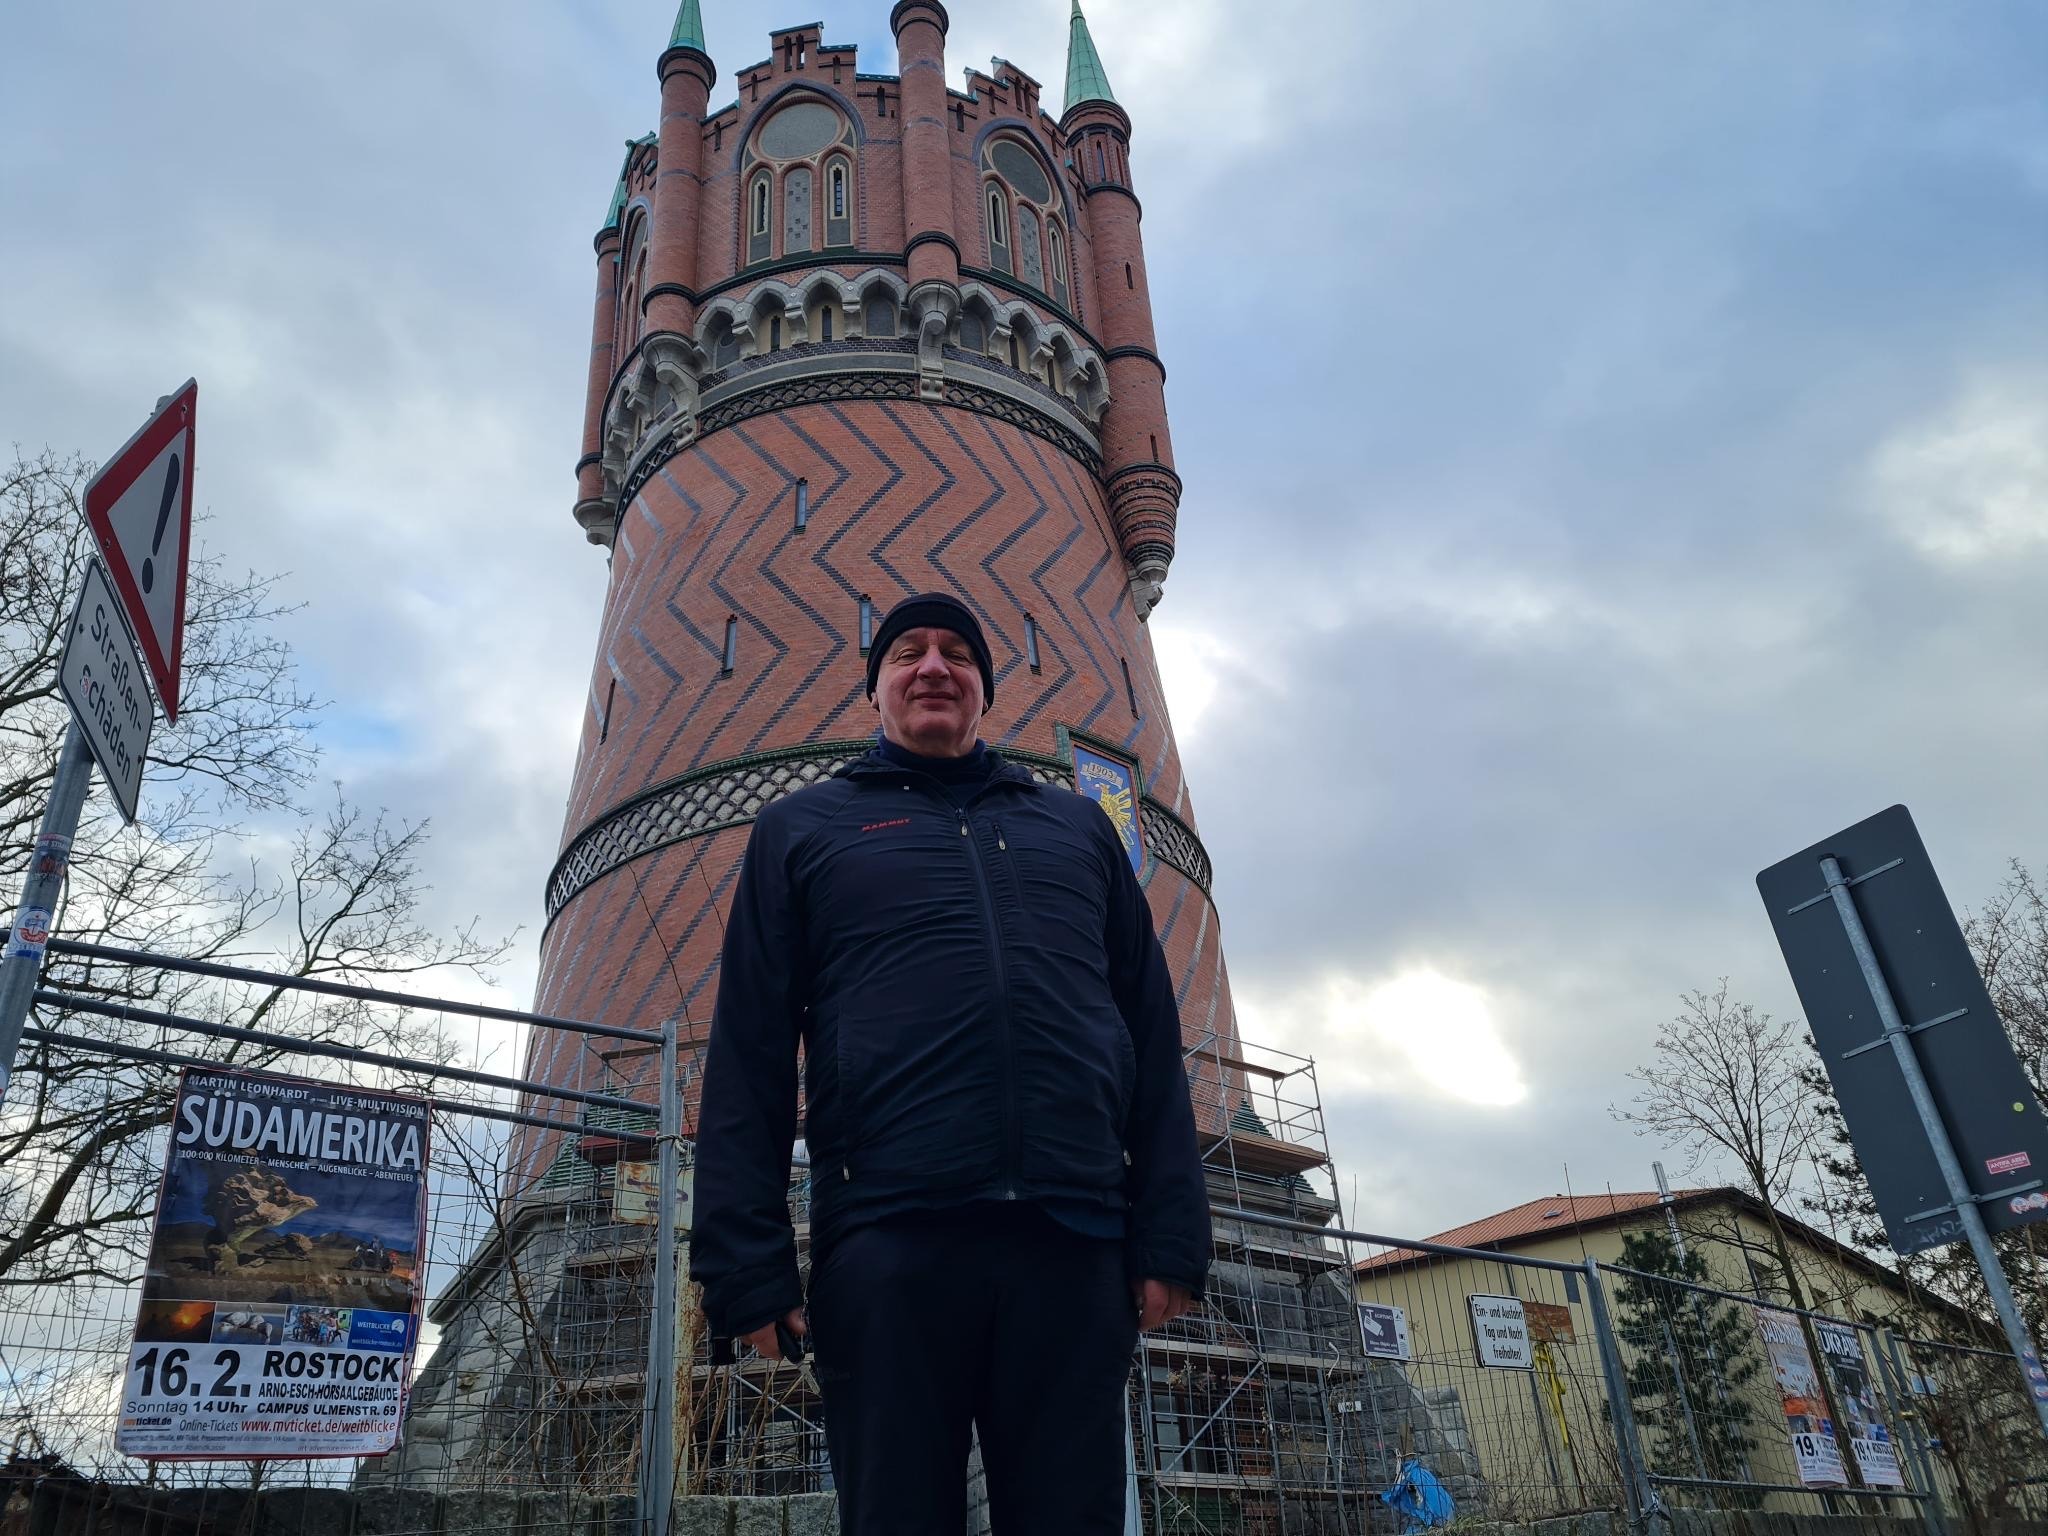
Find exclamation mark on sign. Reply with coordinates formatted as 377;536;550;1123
142;452;180;594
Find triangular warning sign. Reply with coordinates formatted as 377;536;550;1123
84;380;196;723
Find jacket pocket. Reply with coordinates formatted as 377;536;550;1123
833;1019;865;1151
1113;1020;1137;1125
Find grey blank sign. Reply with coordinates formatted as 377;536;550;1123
1757;805;2048;1256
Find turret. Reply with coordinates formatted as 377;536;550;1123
891;0;962;393
646;0;717;339
573;184;625;543
1062;0;1179;617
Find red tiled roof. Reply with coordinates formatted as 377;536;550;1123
1353;1188;1715;1273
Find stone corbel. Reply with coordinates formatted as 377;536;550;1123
905;282;958;401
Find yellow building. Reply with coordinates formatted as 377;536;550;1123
1349;1188;1969;1515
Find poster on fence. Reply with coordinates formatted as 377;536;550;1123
1814;1319;1902;1488
1752;1307;1847;1487
114;1069;430;1460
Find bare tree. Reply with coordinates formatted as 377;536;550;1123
1612;983;1871;1485
0;446;511;1289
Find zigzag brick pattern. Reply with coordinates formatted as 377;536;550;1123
517;401;1238;1183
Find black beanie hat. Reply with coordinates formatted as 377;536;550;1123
865;592;996;709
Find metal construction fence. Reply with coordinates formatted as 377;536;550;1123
0;941;2043;1536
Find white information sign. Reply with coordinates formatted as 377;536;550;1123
57;560;153;823
1469;1293;1534;1369
1357;1302;1412;1362
115;1069;430;1459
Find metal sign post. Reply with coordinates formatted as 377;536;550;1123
0;729;94;1102
0;386;195;1107
1759;804;2048;1442
1816;853;2048;1440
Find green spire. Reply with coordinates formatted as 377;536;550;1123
1062;0;1116;116
668;0;705;51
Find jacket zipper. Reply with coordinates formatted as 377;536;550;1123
963;808;1022;1200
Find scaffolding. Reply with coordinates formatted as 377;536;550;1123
391;1032;1479;1533
1131;1033;1482;1536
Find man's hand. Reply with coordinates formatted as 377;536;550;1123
741;1308;807;1361
1132;1278;1195;1332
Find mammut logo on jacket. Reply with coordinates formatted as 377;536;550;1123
861;817;911;834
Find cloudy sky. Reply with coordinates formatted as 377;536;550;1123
5;0;2046;1239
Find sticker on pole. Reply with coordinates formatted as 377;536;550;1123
58;559;154;823
83;380;196;722
114;1069;430;1459
7;906;52;961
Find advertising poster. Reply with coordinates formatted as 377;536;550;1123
1814;1320;1902;1488
115;1070;430;1459
1753;1307;1847;1487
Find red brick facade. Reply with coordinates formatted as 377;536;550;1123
521;3;1235;1181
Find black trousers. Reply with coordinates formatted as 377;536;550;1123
806;1206;1139;1536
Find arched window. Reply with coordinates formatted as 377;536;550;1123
863;289;896;339
784;167;814;255
748;174;773;265
825;156;853;246
1046;221;1069;311
743;98;855;268
959;309;987;353
768;313;783;351
1017;210;1044;291
711;319;740;369
617;215;649;356
985;183;1011;275
981;137;1063;299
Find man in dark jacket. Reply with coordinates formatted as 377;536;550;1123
692;591;1211;1535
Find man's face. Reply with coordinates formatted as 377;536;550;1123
874;625;984;757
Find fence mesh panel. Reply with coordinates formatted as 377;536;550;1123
3;961;2044;1536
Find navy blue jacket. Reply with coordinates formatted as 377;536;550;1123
691;745;1212;1338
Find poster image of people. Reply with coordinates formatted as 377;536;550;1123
1814;1319;1903;1488
1753;1306;1848;1487
115;1069;430;1460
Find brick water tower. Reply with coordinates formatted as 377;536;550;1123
522;0;1242;1152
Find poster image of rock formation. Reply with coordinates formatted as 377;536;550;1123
116;1069;430;1460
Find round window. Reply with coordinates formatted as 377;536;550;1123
758;101;842;160
988;139;1052;206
